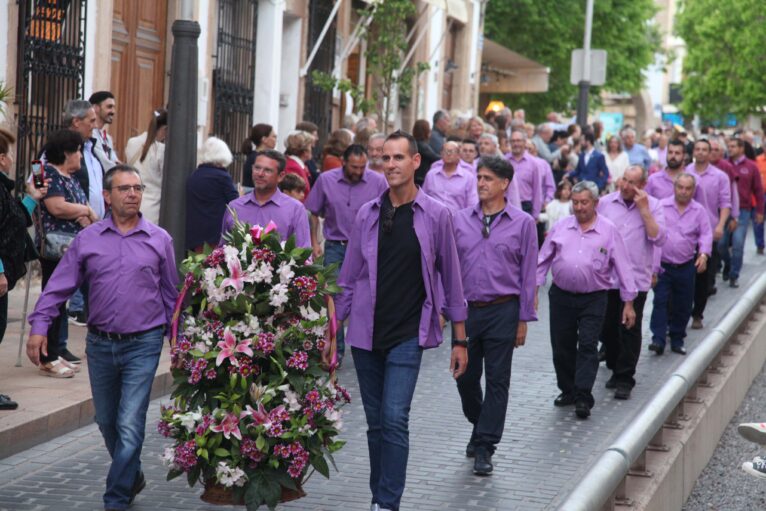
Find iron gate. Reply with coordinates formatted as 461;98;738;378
212;0;258;185
14;0;87;194
304;0;337;149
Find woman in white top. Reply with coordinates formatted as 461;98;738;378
604;135;630;192
542;180;572;232
124;109;167;224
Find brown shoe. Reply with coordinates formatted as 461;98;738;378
691;318;703;330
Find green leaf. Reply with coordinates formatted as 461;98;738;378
310;454;330;478
166;468;184;481
214;448;231;458
256;435;266;451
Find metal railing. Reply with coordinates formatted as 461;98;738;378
558;272;766;511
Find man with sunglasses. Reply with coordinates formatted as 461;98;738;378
452;156;538;476
28;165;178;511
537;180;638;419
336;130;468;511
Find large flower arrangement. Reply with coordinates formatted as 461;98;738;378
159;221;349;510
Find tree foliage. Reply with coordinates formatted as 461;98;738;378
675;0;766;122
484;0;660;122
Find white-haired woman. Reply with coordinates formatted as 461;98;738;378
185;137;238;252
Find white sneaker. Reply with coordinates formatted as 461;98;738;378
742;456;766;480
738;423;766;445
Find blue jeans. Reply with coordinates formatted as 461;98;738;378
324;241;347;357
352;337;423;511
753;200;765;249
86;327;163;510
720;209;751;280
650;261;696;348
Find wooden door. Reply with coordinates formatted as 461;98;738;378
111;0;168;158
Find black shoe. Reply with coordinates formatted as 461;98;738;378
465;441;476;458
554;393;576;407
60;349;81;365
648;343;665;355
128;471;146;505
730;279;739;288
722;271;730;282
605;377;617;389
709;286;717;296
614;385;632;400
67;311;87;326
671;346;687;355
575;399;591;419
0;394;18;410
473;447;493;476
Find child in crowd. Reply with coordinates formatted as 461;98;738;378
279;173;307;202
541;180;572;232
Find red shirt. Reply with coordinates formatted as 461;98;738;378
284;156;311;201
730;156;765;214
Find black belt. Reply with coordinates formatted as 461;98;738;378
326;240;348;246
661;259;694;269
551;283;608;297
468;295;518;308
88;326;164;341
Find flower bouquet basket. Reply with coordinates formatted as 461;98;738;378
159;221;349;510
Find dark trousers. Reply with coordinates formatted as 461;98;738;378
650;260;696;348
692;250;719;320
0;292;7;343
600;290;647;388
456;299;518;454
40;258;63;364
549;284;608;407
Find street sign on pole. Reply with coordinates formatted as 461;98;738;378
570;49;607;86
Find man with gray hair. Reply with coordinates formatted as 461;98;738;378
366;133;386;173
537;180;637;419
531;123;555;163
430;110;451;154
649;173;712;356
621;127;651;171
478;133;521;208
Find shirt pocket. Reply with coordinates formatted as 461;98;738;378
591;249;609;271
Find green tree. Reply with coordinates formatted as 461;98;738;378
484;0;660;122
675;0;766;122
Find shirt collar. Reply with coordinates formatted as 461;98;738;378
471;200;515;220
509;151;529;162
734;155;746;165
288;155;305;169
566;213;602;233
334;167;369;184
97;214;151;236
245;188;285;206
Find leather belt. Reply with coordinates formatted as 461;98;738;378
661;259;694;269
326;240;348;246
88;326;164;341
468;295;518;308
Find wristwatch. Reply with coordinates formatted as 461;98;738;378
451;338;469;348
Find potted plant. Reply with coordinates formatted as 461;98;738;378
159;221;349;510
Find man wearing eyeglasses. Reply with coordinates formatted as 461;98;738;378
537;180;638;420
336;130;468;511
220;150;310;248
452;156;538;476
422;141;478;210
27;165;178;511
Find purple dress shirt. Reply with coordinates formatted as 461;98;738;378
422;160;479;211
658;197;713;264
537;215;638;302
506;151;543;219
453;202;538;321
645;169;707;206
221;189;310;248
305;167;388;242
538;156;555;203
507;176;521;208
596;191;666;292
685;163;732;229
336;188;468;351
29;217;178;336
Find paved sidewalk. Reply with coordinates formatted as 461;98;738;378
0;245;764;510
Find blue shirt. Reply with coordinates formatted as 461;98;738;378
625;143;652;170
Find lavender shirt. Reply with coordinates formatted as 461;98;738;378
422;160;479;211
597;191;666;292
453;202;538;321
645;168;707;206
336;188;468;351
221;189;310;248
506;151;543;219
537;215;638;302
305;167;388;242
686;163;732;229
658;197;713;264
538;156;556;203
29;217;178;336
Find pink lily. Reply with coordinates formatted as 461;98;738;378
250;224;264;242
215;328;254;366
264;220;278;235
243;403;269;425
210;412;243;440
221;257;245;293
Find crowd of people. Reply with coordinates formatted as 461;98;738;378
1;91;766;510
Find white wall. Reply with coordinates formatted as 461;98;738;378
0;0;9;86
425;7;444;124
278;15;301;148
253;0;284;137
83;0;98;98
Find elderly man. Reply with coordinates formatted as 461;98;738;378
453;156;537;475
27;165;178;511
649;173;712;355
89;91;120;170
532;123;555;163
221;150;310;248
507;130;543;220
537;181;637;419
430;110;451;154
422;141;478;211
366;133;386;173
621;127;651;171
721;138;765;288
687;139;732;328
336;130;468;511
306;144;388;363
597;166;665;399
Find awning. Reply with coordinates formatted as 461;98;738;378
446;0;469;24
480;39;550;94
